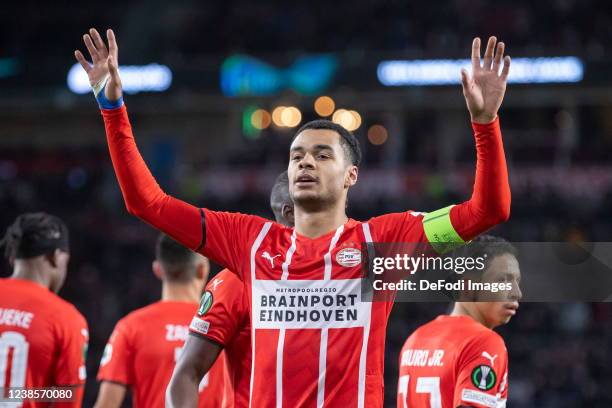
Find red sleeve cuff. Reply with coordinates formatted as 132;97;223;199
101;104;127;118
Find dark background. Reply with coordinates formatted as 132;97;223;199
1;1;612;406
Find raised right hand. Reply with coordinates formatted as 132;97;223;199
75;28;122;102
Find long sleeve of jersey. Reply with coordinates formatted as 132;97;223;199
101;105;203;250
449;117;510;241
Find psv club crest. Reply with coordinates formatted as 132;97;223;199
335;247;362;267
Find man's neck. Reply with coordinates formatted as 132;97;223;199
294;204;348;239
161;281;201;303
11;261;50;290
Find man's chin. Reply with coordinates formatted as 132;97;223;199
293;191;320;203
293;192;328;210
499;315;512;325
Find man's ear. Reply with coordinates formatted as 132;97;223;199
46;250;59;268
196;257;210;281
152;260;163;280
282;204;294;226
344;165;358;188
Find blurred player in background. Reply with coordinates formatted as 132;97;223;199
94;234;232;408
77;28;511;407
397;235;521;408
0;212;88;407
167;171;294;408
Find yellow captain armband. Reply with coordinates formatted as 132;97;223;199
422;205;465;254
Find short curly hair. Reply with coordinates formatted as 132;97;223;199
1;212;69;262
294;119;362;166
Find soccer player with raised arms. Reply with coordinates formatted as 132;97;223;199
76;28;511;407
94;234;232;408
0;213;88;407
167;171;295;408
397;236;521;408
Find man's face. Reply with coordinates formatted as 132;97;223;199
475;254;522;328
288;129;357;210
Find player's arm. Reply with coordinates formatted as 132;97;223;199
95;320;133;408
423;37;512;253
453;332;509;408
75;29;263;273
371;37;511;253
93;382;127;408
52;313;88;407
168;271;246;406
166;335;223;408
74;28;203;250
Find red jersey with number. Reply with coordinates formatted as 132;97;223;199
398;315;508;408
189;269;251;408
0;278;88;407
192;210;430;408
97;301;232;408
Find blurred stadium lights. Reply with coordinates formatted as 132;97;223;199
220;54;337;97
67;63;173;94
332;109;362;131
272;106;287;127
377;57;584;86
251;109;272;130
280;106;302;127
0;58;19;78
367;124;388;145
314;96;335;117
242;106;261;138
348;110;362;131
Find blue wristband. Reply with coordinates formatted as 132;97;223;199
95;83;124;110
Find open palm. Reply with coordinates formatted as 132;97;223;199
461;36;511;124
74;28;122;101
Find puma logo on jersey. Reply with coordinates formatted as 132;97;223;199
262;251;281;267
211;278;223;291
482;351;498;366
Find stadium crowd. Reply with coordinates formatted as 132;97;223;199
1;0;609;66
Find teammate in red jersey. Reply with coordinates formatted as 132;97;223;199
94;233;232;408
397;236;521;408
0;212;88;407
76;28;511;407
167;171;295;408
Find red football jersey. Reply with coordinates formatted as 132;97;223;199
189;209;430;408
97;301;232;408
397;315;508;408
99;102;509;408
99;103;510;408
189;269;251;408
0;278;88;407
